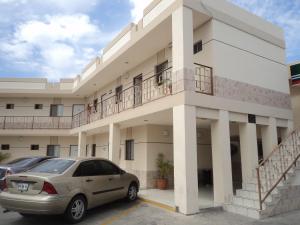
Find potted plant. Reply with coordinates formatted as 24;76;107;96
156;153;173;190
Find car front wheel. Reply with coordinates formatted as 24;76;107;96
64;195;87;224
127;183;138;202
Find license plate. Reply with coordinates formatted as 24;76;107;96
18;183;29;192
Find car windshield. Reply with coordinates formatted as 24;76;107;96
29;159;75;174
7;158;38;167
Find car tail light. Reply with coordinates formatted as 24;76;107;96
42;181;57;195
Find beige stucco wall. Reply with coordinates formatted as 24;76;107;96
0;97;85;117
211;19;289;94
0;136;78;162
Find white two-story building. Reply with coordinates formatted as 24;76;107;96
1;0;298;219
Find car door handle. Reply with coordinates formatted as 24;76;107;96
86;179;93;183
108;178;113;181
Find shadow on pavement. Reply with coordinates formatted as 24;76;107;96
0;200;140;225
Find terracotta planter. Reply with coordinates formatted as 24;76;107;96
156;178;168;190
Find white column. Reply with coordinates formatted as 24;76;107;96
261;117;278;159
172;6;194;94
280;120;294;139
239;123;258;183
173;105;198;215
109;123;120;164
211;110;233;204
78;131;87;157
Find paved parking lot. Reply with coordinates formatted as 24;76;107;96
0;199;300;225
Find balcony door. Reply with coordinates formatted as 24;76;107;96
133;74;142;106
72;104;84;117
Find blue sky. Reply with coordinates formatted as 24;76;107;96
0;0;299;81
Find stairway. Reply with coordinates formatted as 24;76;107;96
224;128;300;219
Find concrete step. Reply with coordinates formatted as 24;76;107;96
223;204;262;219
236;189;280;201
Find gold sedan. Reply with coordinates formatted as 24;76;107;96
0;158;139;224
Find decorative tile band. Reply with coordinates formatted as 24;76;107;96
214;76;291;109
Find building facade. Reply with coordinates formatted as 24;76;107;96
0;0;296;219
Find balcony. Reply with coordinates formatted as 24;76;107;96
72;63;213;129
0;116;72;129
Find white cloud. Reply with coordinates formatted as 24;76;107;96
0;14;113;80
129;0;152;23
15;14;101;45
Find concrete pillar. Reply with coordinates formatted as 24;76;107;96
211;110;233;204
172;6;194;94
261;117;278;159
78;131;87;157
280;120;294;139
239;123;258;183
109;123;120;164
173;105;198;215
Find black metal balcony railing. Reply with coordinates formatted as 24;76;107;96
72;66;173;128
0;116;72;129
0;64;212;130
72;63;213;128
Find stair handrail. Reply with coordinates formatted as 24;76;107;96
256;128;300;210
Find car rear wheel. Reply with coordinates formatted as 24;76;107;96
127;183;138;202
64;195;87;224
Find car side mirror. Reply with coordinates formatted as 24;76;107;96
120;169;126;175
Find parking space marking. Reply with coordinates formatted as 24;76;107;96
139;197;176;212
101;202;142;225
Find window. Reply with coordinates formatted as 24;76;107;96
29;159;75;174
155;61;168;85
6;104;14;109
73;160;98;177
125;140;134;160
31;145;39;150
92;144;96;157
1;144;10;150
97;160;120;175
50;104;64;117
115;86;123;104
193;40;202;54
291;63;300;86
47;145;60;157
34;104;43;110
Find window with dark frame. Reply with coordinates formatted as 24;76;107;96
34;104;43;110
31;145;39;150
92;144;96;157
125;140;134;160
115;85;123;104
1;144;10;150
155;61;168;85
193;40;203;54
6;104;14;109
47;145;60;157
